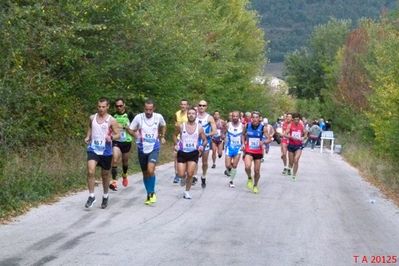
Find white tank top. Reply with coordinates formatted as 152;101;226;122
226;122;243;148
88;113;112;155
179;123;199;152
139;113;160;154
196;114;211;135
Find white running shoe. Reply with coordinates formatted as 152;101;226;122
183;191;192;199
229;181;235;188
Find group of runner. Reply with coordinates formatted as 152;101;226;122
84;97;307;209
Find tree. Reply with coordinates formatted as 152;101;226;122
284;18;351;100
0;0;266;148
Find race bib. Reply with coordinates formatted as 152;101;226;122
120;130;127;142
249;138;260;149
142;133;157;154
230;136;241;146
91;138;105;154
292;131;301;140
143;133;156;143
183;139;196;151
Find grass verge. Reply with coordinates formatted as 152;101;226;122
0;140;175;223
340;138;399;207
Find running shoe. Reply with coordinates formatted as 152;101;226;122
149;193;157;203
287;168;292;176
192;176;198;185
201;177;206;188
173;175;180;184
253;186;259;194
122;174;128;187
224;170;231;177
180;177;186;187
229;181;235;188
211;164;216;169
183;191;192;199
282;168;288;175
292;175;296;181
85;196;96;208
109;180;118;191
101;196;108;209
145;195;152;205
246;178;253;190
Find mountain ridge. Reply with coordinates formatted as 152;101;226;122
250;0;397;62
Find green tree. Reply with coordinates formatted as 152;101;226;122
284;18;351;100
0;0;266;148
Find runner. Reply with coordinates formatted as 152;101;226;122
280;113;292;175
308;120;322;151
224;111;244;188
243;111;251;126
84;97;120;209
195;100;216;188
126;99;166;205
242;111;271;194
173;99;188;184
173;108;207;199
109;98;135;191
211;111;225;169
285;113;307;180
262;117;275;155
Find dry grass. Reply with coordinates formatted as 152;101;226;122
0;140;175;223
342;141;399;207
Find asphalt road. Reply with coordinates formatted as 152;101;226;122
0;145;398;266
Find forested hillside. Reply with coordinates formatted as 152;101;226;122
251;0;397;62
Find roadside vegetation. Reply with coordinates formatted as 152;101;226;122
283;13;399;201
0;1;293;220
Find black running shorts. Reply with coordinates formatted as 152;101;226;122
112;141;132;154
87;152;112;170
244;152;263;160
177;150;199;164
287;144;304;153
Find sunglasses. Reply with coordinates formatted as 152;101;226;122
198;104;207;107
115;105;124;108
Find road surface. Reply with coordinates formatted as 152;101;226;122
0;145;398;266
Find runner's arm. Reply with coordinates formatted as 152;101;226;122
268;125;275;138
174;113;179;127
84;116;93;144
221;120;227;140
208;116;217;137
158;125;166;144
108;118;120;141
172;125;180;145
241;125;247;150
302;126;308;143
284;124;292;139
198;127;207;151
126;114;140;139
263;126;272;145
158;114;167;144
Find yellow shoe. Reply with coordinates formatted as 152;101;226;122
145;195;152;205
253;186;259;194
247;179;253;190
149;193;157;203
